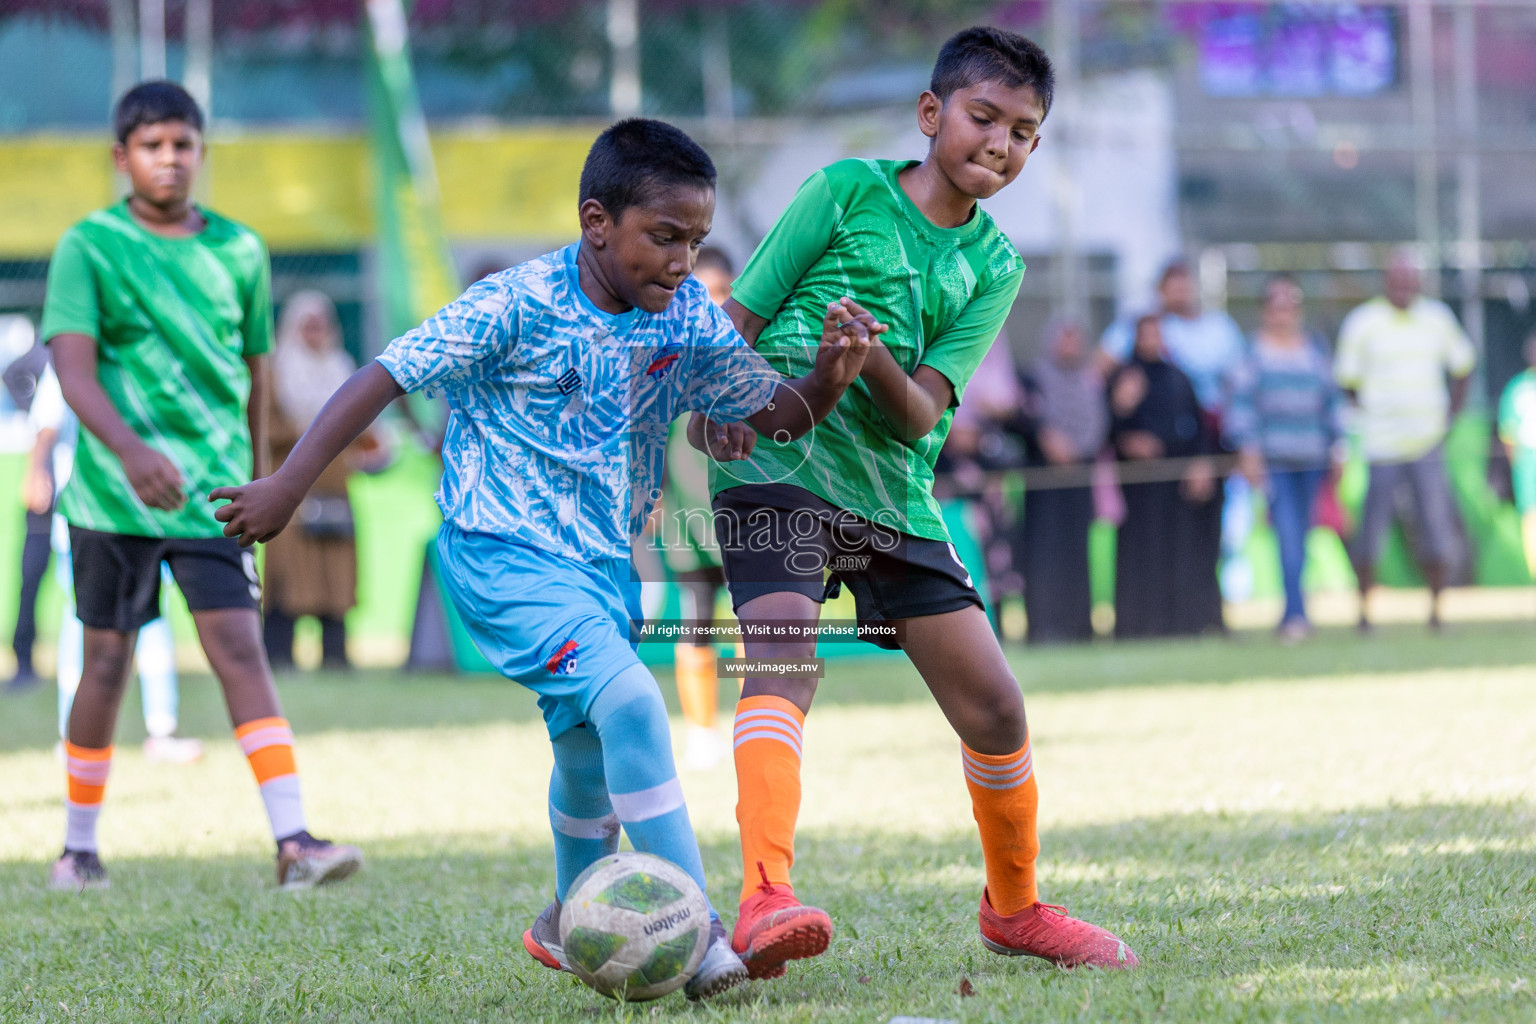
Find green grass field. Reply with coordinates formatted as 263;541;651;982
4;624;1535;1023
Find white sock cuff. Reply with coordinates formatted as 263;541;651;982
260;774;307;840
65;801;101;853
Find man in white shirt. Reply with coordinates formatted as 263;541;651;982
1335;250;1476;631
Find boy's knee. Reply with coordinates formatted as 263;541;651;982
963;682;1027;754
82;632;135;689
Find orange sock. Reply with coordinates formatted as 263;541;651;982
732;695;804;903
235;716;307;841
64;742;112;852
962;734;1040;915
673;644;718;729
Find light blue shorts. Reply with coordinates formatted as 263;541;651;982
436;523;646;739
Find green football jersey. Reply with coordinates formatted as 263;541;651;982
40;201;273;538
715;158;1024;540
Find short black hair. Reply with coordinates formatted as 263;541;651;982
579;118;716;223
694;247;734;277
114;80;204;144
930;27;1054;120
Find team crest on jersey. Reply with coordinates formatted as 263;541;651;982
546;640;579;675
644;345;683;381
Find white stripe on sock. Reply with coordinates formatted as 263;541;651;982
65;801;101;852
259;775;307;840
609;777;685;824
731;726;803;757
237;725;294;756
551;808;620;840
733;708;802;737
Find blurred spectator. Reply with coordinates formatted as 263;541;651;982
1227;276;1344;641
1496;328;1536;581
4;320;48;692
1336;250;1475;631
936;336;1025;623
1108;316;1223;638
1013;318;1106;643
1102;260;1249;599
264;291;385;671
662;246;734;769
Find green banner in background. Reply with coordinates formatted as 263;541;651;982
364;0;460;349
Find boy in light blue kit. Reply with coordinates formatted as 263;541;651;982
212;118;876;999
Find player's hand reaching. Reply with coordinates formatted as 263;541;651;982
122;440;186;510
812;297;883;391
209;475;306;547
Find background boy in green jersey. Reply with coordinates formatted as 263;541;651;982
697;28;1138;976
1498;328;1536;579
41;82;360;891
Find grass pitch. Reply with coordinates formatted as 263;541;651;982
3;623;1534;1022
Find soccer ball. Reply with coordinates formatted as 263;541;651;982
558;852;711;1001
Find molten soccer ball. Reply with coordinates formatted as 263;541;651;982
558;852;711;1001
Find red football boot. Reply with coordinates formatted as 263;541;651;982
978;889;1139;969
731;862;833;980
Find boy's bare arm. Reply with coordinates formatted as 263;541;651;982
245;354;270;480
51;332;186;510
211;361;405;545
724;298;770;349
858;343;955;442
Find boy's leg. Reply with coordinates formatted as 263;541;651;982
899;605;1136;969
172;535;359;888
51;527;162;889
522;721;620;972
52;624;136;889
730;590;830;978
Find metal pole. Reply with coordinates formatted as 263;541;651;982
1050;0;1086;327
1408;0;1440;296
109;0;136;106
138;0;166;81
607;0;641;118
1453;0;1483;368
702;6;734;129
184;0;213;118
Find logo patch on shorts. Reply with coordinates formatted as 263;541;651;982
546;640;580;675
644;345;682;381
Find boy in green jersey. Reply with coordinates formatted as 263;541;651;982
697;28;1138;975
1498;328;1536;579
41;82;360;891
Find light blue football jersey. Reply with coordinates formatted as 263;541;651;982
377;244;781;561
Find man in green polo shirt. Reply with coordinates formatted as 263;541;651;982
41;80;360;892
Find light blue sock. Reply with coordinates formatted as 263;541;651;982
588;665;710;907
549;724;619;902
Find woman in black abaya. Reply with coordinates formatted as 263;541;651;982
1108;315;1225;638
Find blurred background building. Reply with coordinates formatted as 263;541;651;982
2;0;1534;391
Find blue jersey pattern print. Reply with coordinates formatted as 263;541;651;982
377;244;781;562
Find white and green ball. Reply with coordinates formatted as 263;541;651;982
558;852;711;1001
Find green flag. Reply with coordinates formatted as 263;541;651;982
364;0;459;345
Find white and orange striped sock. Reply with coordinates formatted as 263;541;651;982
235;716;307;841
732;695;804;903
962;734;1041;915
64;742;112;852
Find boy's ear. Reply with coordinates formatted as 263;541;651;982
579;199;613;248
111;143;128;174
916;90;942;140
